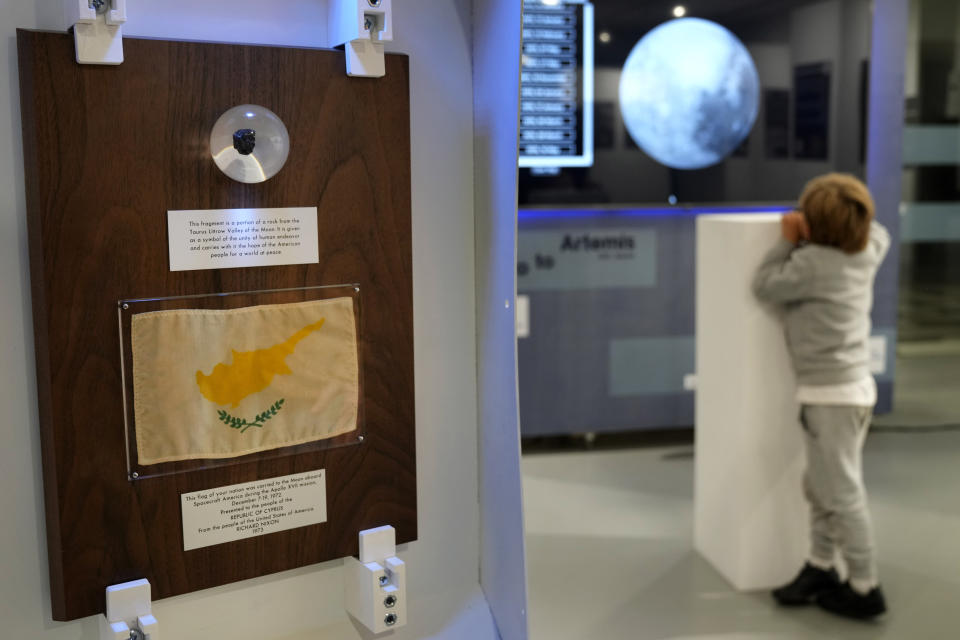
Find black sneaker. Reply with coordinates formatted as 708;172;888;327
772;563;841;606
816;583;887;619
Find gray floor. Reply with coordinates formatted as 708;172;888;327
523;430;960;639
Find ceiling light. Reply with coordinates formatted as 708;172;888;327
599;31;612;44
673;5;687;18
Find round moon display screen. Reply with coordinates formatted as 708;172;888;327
619;18;760;170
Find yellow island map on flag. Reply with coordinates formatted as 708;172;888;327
132;298;359;465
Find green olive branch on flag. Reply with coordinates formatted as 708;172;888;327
216;398;286;434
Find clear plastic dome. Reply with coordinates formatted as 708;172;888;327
210;104;290;183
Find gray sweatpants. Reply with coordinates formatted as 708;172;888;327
800;404;878;584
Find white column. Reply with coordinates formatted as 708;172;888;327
694;213;809;591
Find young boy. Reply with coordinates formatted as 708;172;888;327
752;173;890;620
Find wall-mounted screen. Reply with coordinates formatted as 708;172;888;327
519;0;594;170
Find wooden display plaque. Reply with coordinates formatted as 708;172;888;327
17;30;416;621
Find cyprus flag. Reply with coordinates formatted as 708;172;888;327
132;298;359;465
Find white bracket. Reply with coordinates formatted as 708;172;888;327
327;0;394;78
99;579;160;640
344;525;407;633
67;0;127;65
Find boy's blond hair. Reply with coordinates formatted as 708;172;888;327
799;173;875;254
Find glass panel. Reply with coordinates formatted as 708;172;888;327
885;0;960;427
118;284;365;480
518;0;877;437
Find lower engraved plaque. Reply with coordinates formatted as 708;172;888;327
181;470;328;550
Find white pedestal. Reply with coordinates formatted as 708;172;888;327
694;213;809;591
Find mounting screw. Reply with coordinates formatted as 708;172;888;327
384;612;398;627
358;435;365;442
130;472;139;480
367;0;383;7
90;0;109;14
379;574;388;586
354;286;360;292
128;628;145;640
384;594;397;608
122;303;129;310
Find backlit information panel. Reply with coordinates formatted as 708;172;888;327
520;0;594;169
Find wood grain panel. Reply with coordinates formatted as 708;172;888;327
17;30;415;621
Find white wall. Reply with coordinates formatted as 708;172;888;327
473;1;529;639
0;1;505;638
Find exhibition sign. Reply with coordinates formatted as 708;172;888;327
167;207;320;271
181;470;328;551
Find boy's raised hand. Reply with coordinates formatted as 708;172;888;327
781;211;810;245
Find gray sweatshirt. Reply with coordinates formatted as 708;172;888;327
752;221;891;386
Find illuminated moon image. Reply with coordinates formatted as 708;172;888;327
619;18;760;170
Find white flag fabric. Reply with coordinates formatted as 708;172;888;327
132;298;359;465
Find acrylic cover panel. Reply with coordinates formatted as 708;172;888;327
132;298;359;464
